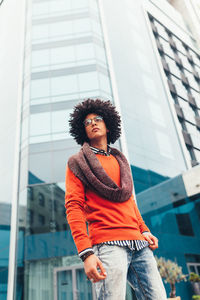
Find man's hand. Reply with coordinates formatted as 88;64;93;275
84;254;107;283
142;232;158;250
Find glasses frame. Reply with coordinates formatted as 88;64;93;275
83;115;103;127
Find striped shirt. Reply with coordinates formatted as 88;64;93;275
79;145;149;259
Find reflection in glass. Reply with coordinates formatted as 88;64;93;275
78;72;99;91
30;112;51;136
52;109;71;134
51;75;79;96
76;269;93;300
57;270;73;300
26;183;65;234
16;182;77;299
31;78;50;99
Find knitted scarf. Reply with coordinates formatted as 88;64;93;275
68;142;133;203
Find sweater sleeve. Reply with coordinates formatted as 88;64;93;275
65;166;92;253
133;200;150;233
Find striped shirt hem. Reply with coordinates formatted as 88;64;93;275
104;240;149;251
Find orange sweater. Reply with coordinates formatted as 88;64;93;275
65;153;150;254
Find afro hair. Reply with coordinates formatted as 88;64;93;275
69;98;121;145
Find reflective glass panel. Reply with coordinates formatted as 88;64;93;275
57;270;73;300
76;269;93;300
51;75;79;96
30;112;51;136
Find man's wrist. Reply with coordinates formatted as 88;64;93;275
81;251;94;262
79;248;94;262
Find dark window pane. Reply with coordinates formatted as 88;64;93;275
38;193;45;206
176;213;194;236
27;209;34;225
38;214;45;225
195;202;200;219
189;265;195;273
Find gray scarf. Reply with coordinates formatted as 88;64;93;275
68;142;133;202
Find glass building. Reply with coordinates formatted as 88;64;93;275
1;0;200;299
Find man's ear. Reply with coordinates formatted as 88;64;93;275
106;129;109;133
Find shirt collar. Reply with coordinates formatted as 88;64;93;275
90;145;111;156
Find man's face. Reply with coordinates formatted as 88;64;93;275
84;113;108;142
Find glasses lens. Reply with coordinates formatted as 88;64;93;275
84;116;103;126
95;116;103;122
84;119;91;127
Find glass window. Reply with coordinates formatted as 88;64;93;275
73;19;91;34
28;187;34;201
50;21;73;37
30;112;51;136
171;75;188;100
129;28;146;49
179;98;196;124
38;214;45;225
191;89;200;108
148;101;166;127
32;49;50;68
29;152;52;183
31;78;50;99
185;121;198;135
78;71;99;91
189;49;200;67
99;73;112;94
51;109;71;134
176;213;194;236
159;37;174;58
32;24;49;40
50;46;75;65
191;134;200;149
33;2;49;16
194;149;200;162
49;0;70;13
172;36;187;55
38;193;45;207
155;131;174;159
76;268;93;299
184;69;199;91
29;135;52;144
154;21;169;40
136;50;152;73
95;44;107;64
51;74;79;96
51;149;74;182
127;10;141;30
75;43;95;61
71;0;88;9
91;19;102;36
164;55;181;78
27;209;34;224
142;74;158;98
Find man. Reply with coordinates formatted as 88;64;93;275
65;99;167;300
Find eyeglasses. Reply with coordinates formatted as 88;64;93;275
83;116;103;127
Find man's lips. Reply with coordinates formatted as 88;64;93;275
92;127;99;132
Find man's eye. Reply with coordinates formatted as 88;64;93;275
96;117;102;121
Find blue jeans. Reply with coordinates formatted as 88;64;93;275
93;244;167;300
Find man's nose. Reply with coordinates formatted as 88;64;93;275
91;119;97;125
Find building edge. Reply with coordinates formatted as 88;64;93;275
7;0;27;299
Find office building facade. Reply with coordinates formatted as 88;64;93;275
1;0;200;299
